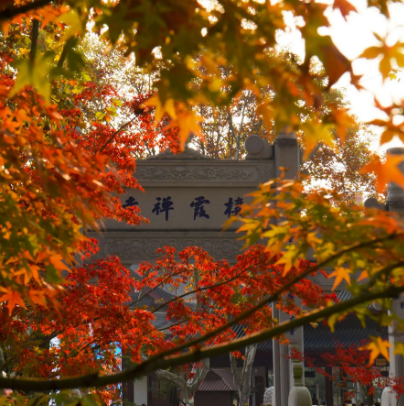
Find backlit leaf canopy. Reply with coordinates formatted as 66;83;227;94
2;0;404;153
3;0;404;398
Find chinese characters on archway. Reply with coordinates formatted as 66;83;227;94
122;196;243;221
122;197;139;208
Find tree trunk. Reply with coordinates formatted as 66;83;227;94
157;358;210;403
230;344;258;406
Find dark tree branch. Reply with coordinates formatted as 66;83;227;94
99;116;137;152
151;267;250;313
0;284;402;391
0;234;400;391
57;37;75;69
30;19;39;63
129;267;189;308
0;0;52;21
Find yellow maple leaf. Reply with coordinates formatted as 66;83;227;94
143;94;177;122
173;105;203;149
276;249;300;275
301;121;335;160
361;337;391;365
329;266;351;291
360;154;404;193
0;289;26;315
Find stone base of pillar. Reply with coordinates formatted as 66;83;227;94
381;386;396;406
288;386;312;406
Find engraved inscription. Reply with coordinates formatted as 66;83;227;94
135;167;254;181
106;238;244;258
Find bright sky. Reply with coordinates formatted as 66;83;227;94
276;0;404;153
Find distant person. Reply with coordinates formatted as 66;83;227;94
322;401;326;406
313;395;319;405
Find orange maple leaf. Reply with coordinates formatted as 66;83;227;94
360;154;404;193
174;108;203;149
329;266;351;291
360;337;391;365
0;289;26;315
333;0;357;18
49;254;69;272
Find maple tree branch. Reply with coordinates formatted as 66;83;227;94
30;19;39;63
0;234;400;391
129;267;190;308
151;267;250;313
367;261;404;289
138;319;185;339
0;0;52;21
57;37;75;69
149;234;399;359
0;284;402;391
99;116;137;153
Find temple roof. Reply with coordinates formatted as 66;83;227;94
233;291;388;352
197;369;237;392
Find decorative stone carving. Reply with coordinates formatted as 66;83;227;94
135;166;254;181
106;238;244;258
147;146;212;160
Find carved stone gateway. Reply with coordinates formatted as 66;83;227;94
89;136;300;267
88;135;302;406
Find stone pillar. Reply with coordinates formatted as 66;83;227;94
280;340;291;406
288;341;311;406
386;148;404;215
273;304;283;406
382;148;404;406
381;296;404;406
278;304;305;406
325;367;333;406
275;132;300;179
271;132;302;406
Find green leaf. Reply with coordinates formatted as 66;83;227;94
52;391;79;406
81;394;101;406
327;312;340;332
10;55;53;103
57;9;82;41
66;48;86;72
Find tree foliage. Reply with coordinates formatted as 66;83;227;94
1;0;404;401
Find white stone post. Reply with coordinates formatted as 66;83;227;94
272;132;301;406
382;296;404;406
273;304;283;406
382;148;404;406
